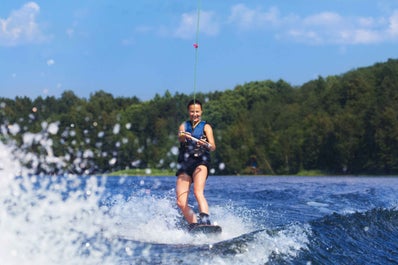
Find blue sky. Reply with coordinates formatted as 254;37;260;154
2;0;398;101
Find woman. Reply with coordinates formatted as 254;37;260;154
176;99;216;230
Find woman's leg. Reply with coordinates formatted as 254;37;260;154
192;165;209;215
176;173;197;224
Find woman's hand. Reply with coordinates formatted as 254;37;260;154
179;131;213;150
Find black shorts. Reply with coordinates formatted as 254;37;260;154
176;155;210;180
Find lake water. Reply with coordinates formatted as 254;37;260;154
1;151;398;265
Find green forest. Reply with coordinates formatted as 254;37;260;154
1;59;398;175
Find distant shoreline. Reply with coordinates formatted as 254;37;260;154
107;169;175;177
106;169;398;177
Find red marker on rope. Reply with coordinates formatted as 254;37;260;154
193;43;199;49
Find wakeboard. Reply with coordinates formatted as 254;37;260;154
189;224;222;235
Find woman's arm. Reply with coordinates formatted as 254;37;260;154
177;123;187;143
204;124;216;151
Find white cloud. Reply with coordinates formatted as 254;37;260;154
388;10;398;36
121;38;135;46
289;11;385;44
174;10;219;39
302;12;344;27
228;4;280;30
0;2;49;46
47;59;55;66
66;28;74;38
227;4;398;45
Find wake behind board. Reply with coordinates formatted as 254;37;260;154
189;224;222;235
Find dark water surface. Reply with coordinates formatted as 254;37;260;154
2;175;398;264
100;175;398;264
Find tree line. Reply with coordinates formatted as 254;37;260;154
1;58;398;175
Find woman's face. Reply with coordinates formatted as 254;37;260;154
188;104;202;124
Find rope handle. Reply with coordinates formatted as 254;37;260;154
179;131;212;149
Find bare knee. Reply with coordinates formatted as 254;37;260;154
176;198;185;210
176;191;189;210
193;189;204;200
